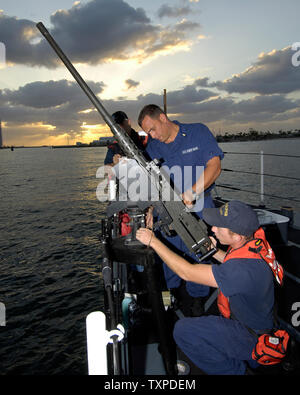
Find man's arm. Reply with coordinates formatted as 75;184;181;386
194;156;222;193
182;156;221;206
104;147;122;166
104;147;114;166
136;228;218;288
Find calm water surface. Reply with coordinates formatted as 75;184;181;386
218;138;300;211
0;147;107;374
0;139;299;374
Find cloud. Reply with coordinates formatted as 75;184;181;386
212;46;300;94
2;75;300;141
163;84;216;107
157;4;193;19
173;18;201;33
142;18;201;58
3;40;300;146
234;94;298;116
0;79;106;137
0;11;45;66
0;77;218;138
0;0;202;68
3;79;105;109
125;79;140;90
194;77;211;87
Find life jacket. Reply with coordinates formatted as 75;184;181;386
217;227;284;319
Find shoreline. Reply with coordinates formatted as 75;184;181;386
1;133;299;149
215;132;300;143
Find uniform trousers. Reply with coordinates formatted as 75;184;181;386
173;315;259;375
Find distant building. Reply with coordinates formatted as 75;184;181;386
99;136;114;146
76;137;115;147
0;120;2;148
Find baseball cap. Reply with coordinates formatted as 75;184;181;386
112;111;128;125
202;200;259;236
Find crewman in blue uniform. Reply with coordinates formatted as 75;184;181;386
104;111;146;166
138;104;224;316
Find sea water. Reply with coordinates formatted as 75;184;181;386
0;139;299;374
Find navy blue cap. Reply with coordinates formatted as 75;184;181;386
112;111;128;125
203;200;259;236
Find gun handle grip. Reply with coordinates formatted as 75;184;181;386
198;247;218;263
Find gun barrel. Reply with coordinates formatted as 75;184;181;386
36;22;146;165
36;22;113;128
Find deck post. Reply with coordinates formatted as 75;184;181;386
260;150;265;207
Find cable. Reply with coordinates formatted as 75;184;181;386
222;168;300;182
216;184;300;203
223;151;300;159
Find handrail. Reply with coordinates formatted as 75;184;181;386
216;184;300;204
223;151;300;159
222;168;300;182
218;151;299;206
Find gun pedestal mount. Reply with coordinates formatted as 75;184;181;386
108;237;177;376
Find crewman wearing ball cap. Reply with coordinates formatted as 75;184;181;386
104;110;146;166
136;200;279;374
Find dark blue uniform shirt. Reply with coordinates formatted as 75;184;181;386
146;121;224;217
212;258;274;331
104;129;144;165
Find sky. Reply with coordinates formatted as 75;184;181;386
0;0;300;146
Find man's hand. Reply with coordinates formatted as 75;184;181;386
113;154;122;165
209;236;217;249
136;227;154;247
181;189;196;208
209;236;225;263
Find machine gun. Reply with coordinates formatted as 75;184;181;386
36;22;217;262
